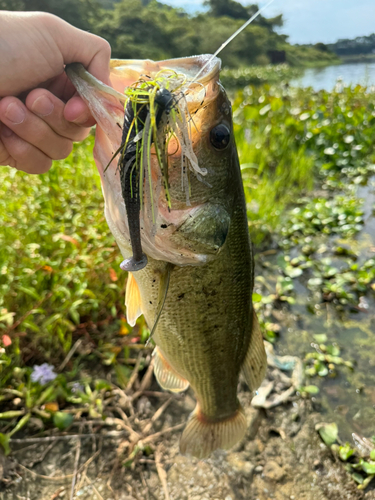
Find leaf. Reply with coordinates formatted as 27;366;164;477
252;293;262;303
0;410;25;419
0;433;10;455
1;335;12;346
53;412;74;430
44;402;59;413
316;422;338;446
370;450;375;461
358;474;375;490
302;385;320;395
361;461;375;474
339;443;355;461
94;380;112;391
109;268;118;282
55;234;79;246
313;334;327;343
114;363;131;389
352;472;364;484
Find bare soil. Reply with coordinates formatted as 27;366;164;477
1;362;374;500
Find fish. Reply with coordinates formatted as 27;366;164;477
66;55;267;459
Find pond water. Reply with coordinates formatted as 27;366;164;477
292;62;375;91
258;181;375;443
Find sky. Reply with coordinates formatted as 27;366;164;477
160;0;375;45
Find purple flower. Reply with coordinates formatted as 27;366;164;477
71;382;84;394
31;363;57;385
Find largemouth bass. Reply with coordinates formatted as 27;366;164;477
67;55;267;459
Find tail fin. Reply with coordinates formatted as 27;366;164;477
180;404;247;459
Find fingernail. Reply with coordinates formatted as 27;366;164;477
1;125;13;137
32;95;54;116
5;102;26;124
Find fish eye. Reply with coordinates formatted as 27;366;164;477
210;124;231;150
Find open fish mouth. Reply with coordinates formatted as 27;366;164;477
66;55;226;267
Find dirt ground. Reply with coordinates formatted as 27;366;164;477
1;357;374;500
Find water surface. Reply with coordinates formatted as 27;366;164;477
292;62;375;91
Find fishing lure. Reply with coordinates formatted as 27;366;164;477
118;86;175;272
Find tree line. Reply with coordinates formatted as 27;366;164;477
0;0;334;67
327;34;375;57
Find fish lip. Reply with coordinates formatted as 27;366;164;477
65;62;127;105
109;54;221;86
66;55;221;100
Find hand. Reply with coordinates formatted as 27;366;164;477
0;12;111;173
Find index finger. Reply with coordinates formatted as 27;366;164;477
52;17;111;85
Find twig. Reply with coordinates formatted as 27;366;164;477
140;470;151;500
155;445;170;500
126;352;144;392
104;417;140;441
26;440;57;468
92;486;104;500
10;431;126;444
131;358;155;401
50;487;66;499
113;406;131;426
58;339;83;372
17;448;101;483
142;423;184;445
70;437;82;500
142;398;172;435
17;463;75;482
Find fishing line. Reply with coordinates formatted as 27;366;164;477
186;0;276;88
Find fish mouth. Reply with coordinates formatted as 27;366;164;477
109;54;221;86
65;55;224;267
66;54;221;115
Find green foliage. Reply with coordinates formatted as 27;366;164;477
1;0;336;68
234;83;375;241
0;0;102;31
319;425;375;490
328;33;375;57
0;135;126;364
221;64;302;87
285;44;340;67
204;0;250;20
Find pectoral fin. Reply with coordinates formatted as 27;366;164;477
153;347;189;393
125;272;143;327
242;311;267;392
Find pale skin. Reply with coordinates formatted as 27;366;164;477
0;11;111;174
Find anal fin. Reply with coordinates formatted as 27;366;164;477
125;272;142;327
242;310;267;392
153;347;189;393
